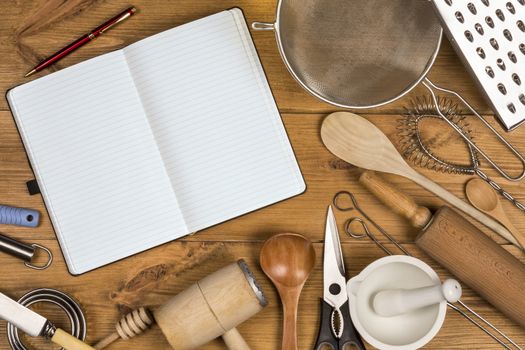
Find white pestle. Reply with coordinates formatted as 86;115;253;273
373;279;462;317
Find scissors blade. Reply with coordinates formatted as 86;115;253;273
323;205;348;310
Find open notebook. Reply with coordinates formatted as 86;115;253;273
7;8;305;275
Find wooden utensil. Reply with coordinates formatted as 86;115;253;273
359;170;525;328
320;111;518;246
94;260;266;350
466;178;525;250
260;233;316;350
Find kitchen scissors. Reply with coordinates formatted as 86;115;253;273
314;205;365;350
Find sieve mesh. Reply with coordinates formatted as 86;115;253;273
275;0;442;107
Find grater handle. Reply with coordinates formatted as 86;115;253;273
422;78;525;182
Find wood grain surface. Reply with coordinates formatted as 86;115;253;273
0;0;524;349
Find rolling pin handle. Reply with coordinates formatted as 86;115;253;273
359;171;432;229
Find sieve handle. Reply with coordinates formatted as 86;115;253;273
251;22;275;31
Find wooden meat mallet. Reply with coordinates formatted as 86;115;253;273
94;260;268;350
359;170;525;328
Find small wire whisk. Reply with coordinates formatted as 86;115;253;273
398;96;478;174
398;96;525;212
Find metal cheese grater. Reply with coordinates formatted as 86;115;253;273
431;0;525;131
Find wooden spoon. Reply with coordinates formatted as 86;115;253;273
465;178;525;250
320;111;519;247
260;233;316;350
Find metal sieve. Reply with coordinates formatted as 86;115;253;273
252;0;525;181
253;0;442;108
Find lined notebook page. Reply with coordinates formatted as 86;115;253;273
8;51;186;274
124;9;305;232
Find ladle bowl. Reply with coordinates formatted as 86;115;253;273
260;233;315;350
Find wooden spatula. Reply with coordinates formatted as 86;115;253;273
320;111;518;246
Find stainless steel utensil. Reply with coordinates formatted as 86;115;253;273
431;0;525;131
399;96;525;212
252;0;525;181
314;206;364;350
0;233;52;270
252;0;441;109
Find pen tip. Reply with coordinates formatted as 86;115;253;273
25;69;36;78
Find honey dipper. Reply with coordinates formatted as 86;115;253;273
94;307;154;349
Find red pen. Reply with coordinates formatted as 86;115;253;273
25;7;136;77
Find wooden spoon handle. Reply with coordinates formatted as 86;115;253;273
499;217;525;250
404;168;519;246
280;290;299;350
359;171;432;228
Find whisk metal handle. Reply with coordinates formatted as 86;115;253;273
422;78;525;182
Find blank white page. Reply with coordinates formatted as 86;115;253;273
124;9;305;232
8;51;186;274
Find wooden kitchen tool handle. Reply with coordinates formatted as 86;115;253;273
416;206;525;328
281;289;299;350
359;171;432;228
222;328;251;350
52;328;96;350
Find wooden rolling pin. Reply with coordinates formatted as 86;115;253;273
359;171;525;328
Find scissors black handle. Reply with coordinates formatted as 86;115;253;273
314;299;366;350
339;300;366;350
314;298;339;349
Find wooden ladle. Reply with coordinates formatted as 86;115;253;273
260;233;316;350
320;111;519;247
465;178;525;250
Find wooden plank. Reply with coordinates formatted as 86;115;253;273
1;0;494;115
0;1;524;349
0;242;523;349
1;111;524;246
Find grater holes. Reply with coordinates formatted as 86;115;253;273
468;3;477;14
518;20;525;32
486;16;495;28
465;30;474;42
490;38;499;49
508;103;516;113
477;47;486;58
509;51;517;62
481;0;490;6
520;94;525;105
496;9;505;21
504;29;513;41
512;73;521;85
445;0;452;5
507;2;516;14
519;0;525;5
520;43;525;54
475;23;484;35
497;58;506;70
498;83;507;94
455;11;464;23
486;66;495;78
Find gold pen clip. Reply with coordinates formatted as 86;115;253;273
100;8;136;34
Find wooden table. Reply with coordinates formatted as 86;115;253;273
0;1;524;349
